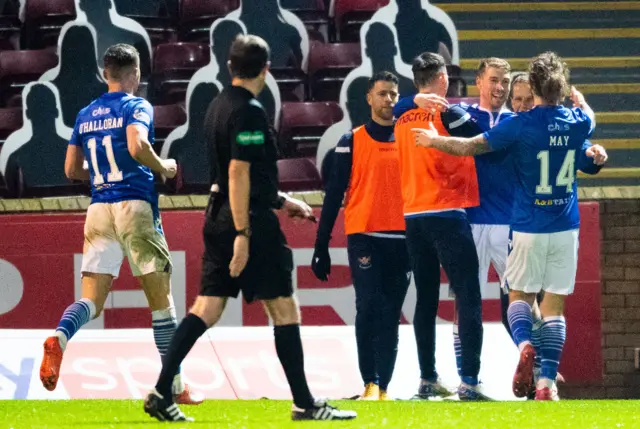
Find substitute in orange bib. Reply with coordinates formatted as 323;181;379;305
394;52;488;400
312;72;410;401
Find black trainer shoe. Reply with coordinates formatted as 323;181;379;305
144;389;194;422
291;399;357;421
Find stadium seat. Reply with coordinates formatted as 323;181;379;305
122;11;178;47
334;0;390;42
280;0;329;43
277;157;322;191
179;0;240;43
447;75;468;98
150;42;210;105
269;67;307;102
307;42;361;102
0;106;22;196
278;101;343;157
0;0;21;51
113;0;179;47
0;16;19;51
153;103;187;154
25;0;77;49
0;107;23;146
0;50;59;107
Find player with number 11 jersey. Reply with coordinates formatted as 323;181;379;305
74;87;156;205
40;44;202;408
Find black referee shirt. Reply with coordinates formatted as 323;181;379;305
203;85;279;209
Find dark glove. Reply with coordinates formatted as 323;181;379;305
311;240;331;281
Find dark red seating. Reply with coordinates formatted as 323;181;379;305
278;101;343;157
281;0;329;43
307;42;361;101
25;0;76;49
151;42;210;104
0;6;20;51
334;0;389;42
0;107;23;144
153;103;187;153
0;50;59;107
179;0;240;43
277;157;322;191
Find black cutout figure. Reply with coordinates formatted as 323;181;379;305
394;0;453;65
345;22;414;127
211;19;278;124
235;0;304;68
113;0;160;16
1;83;70;194
43;24;107;128
165;82;219;190
77;0;152;77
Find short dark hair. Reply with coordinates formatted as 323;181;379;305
476;57;511;77
529;51;570;104
412;52;446;89
103;44;139;81
367;71;399;92
228;34;270;79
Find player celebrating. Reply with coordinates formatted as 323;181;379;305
395;57;514;384
394;52;487;400
509;72;535;113
412;51;608;400
40;44;201;405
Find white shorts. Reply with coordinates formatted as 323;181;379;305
472;224;509;288
81;200;172;278
503;229;579;296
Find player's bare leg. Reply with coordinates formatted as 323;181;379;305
139;271;203;405
507;290;537;398
535;292;566;401
40;273;112;391
263;296;356;421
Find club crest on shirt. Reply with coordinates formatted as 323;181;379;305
133;109;150;124
358;256;372;270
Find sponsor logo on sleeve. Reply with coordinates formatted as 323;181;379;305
236;131;265;145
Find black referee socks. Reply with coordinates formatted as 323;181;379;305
155;313;208;400
274;324;315;409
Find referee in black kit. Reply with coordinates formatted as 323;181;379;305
144;35;357;422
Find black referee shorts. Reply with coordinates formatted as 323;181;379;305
199;193;294;303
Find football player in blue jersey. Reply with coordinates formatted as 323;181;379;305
39;44;202;406
412;51;608;401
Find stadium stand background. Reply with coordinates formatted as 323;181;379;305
0;0;639;398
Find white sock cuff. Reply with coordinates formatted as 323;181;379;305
152;307;177;321
80;298;97;320
542;315;566;323
511;300;532;310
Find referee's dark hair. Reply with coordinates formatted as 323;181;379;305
228;34;271;79
367;71;399;93
103;43;139;81
412;52;446;89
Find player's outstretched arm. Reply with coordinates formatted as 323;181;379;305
126;125;176;179
412;125;491;156
64;145;90;181
571;86;595;127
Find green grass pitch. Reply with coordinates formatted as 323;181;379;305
2;400;639;429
